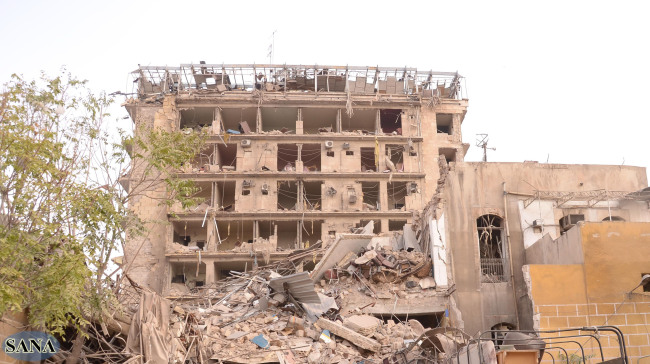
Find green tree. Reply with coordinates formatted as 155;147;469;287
0;72;206;335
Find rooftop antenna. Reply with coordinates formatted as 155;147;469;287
476;133;496;162
267;30;277;64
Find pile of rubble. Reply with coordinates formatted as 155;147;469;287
121;226;454;363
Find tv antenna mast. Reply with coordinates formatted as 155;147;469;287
476;134;496;162
267;30;277;64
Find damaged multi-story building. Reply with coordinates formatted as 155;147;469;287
123;63;650;361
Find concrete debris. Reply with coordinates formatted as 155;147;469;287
315;317;381;352
342;315;380;336
97;230;443;363
419;276;436;289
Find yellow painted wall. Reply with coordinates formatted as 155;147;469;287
527;222;650;361
528;265;587;305
580;222;650;302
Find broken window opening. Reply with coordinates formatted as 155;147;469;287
439;148;457;163
387;182;408;210
346;151;354;156
375;314;443;330
357;220;381;234
170;262;206;291
172;231;191;247
214;181;235;211
188;182;212;210
326;150;335;157
302;108;337;134
436;113;453;135
477;214;507;283
172;221;207;249
257;220;275;240
261;107;297;133
303;181;323;211
301;144;322;172
380;109;402;135
277;144;298;172
216;143;237;171
187;146;214;172
389;220;407;231
276;221;299;250
301;220;323;248
361;182;380;211
179;107;214;131
341;109;376;133
221;108;257;134
277;181;298;210
215;220;254;251
360;147;376;172
385;145;406;172
214;260;267;281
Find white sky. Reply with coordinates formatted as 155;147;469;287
2;0;648;185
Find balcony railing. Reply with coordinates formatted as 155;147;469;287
480;258;507;283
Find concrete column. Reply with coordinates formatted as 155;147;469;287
379;181;388;211
297;180;304;211
381;219;389;233
375;110;381;134
452;113;461;142
207;217;216;252
204;259;216;285
212;108;222;134
336;109;342;133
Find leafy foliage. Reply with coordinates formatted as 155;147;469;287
0;72;206;334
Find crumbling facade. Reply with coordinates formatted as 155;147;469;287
122;63;650;363
123;63;466;318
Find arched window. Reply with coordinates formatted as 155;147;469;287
491;322;516;346
477;214;507;282
602;216;625;222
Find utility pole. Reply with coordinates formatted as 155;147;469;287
476;134;496;162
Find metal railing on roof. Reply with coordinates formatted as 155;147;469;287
130;63;465;100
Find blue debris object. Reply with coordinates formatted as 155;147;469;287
226;129;241;134
250;334;269;349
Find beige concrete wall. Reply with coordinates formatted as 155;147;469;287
444;162;648;334
124;98;177;292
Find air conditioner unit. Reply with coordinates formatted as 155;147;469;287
559;214;584;232
241;139;252;148
342;142;350;149
532;219;544;227
324;141;334;149
347;187;357;204
242;180;253;188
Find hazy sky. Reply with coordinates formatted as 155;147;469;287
2;0;648;184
